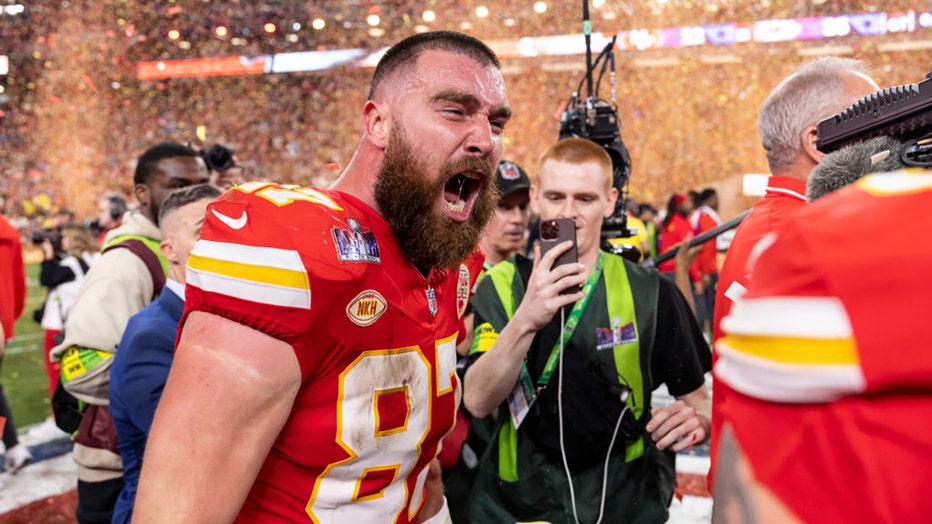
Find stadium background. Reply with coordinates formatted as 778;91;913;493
0;0;929;222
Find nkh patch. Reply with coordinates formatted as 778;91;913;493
456;264;471;319
346;289;387;327
332;217;380;263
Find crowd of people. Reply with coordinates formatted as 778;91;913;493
1;1;925;226
0;25;928;524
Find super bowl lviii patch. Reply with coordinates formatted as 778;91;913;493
332;218;380;263
613;318;638;345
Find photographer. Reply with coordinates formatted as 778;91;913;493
463;138;711;524
38;225;99;406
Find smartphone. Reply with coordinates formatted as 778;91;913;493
539;218;580;294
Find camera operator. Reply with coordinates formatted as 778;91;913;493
31;208;74;257
463;138;710;524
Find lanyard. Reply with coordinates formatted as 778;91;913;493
534;251;604;389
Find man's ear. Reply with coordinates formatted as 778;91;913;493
801;125;827;165
603;187;619;219
159;238;174;261
363;100;390;149
529;184;540;215
134;183;150;207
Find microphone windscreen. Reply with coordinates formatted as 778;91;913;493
807;136;907;201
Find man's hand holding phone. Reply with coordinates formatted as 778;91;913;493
511;218;587;333
539;218;584;295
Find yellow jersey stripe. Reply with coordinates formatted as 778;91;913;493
187;266;311;309
719;334;859;366
714;341;866;403
187;253;309;290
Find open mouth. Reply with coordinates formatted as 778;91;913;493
443;172;482;220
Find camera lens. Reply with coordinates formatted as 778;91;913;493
540;220;560;241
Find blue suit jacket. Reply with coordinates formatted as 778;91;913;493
109;286;184;524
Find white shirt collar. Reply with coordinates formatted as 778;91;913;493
165;278;186;301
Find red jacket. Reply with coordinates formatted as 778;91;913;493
658;212;699;281
692;207;721;275
0;215;26;338
708;175;806;486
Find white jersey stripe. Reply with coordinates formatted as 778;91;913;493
192;239;306;273
188;266;311;309
721;296;852;339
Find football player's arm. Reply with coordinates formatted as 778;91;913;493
463;243;585;418
134;311;302;523
455;312;474;357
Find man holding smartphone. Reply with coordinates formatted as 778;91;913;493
463;137;711;523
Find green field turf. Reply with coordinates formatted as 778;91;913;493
4;262;55;430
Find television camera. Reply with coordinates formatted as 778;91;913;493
816;71;932;168
556;5;640;261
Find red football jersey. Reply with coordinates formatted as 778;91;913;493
716;169;932;523
185;182;482;523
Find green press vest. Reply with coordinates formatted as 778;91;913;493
483;252;659;481
102;234;168;276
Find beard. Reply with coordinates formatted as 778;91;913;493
375;128;497;271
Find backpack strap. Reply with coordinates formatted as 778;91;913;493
102;239;165;300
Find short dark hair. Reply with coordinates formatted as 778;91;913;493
157;183;222;225
699;188;718;203
368;31;500;100
134;142;201;185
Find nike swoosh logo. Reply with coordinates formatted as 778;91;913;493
212;209;248;230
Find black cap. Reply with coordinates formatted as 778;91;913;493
495;160;530;198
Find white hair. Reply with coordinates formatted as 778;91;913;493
758;57;873;174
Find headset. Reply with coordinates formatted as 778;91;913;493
107;195;127;221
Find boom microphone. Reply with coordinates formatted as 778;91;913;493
641;210;751;269
807;136;907;201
